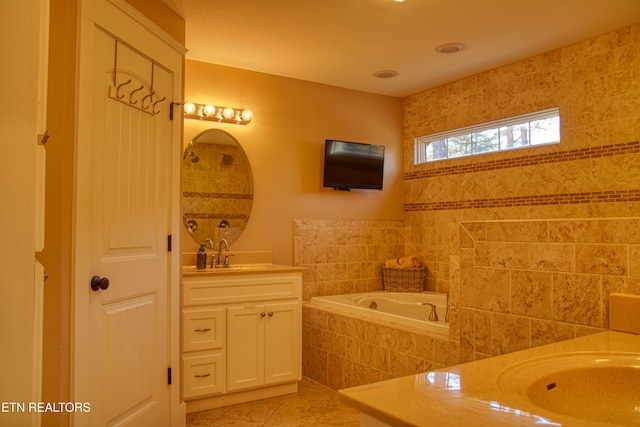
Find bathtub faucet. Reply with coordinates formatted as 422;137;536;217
420;302;438;321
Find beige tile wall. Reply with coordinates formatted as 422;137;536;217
455;218;640;363
404;24;640;359
293;219;404;300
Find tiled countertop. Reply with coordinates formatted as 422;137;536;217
338;331;640;427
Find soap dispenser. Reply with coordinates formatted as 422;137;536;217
196;244;207;270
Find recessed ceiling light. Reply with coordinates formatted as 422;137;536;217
373;69;399;79
435;43;466;54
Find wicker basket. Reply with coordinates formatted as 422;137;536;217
382;266;426;292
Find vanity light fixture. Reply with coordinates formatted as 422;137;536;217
173;101;253;125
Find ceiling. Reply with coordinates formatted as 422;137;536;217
164;0;640;98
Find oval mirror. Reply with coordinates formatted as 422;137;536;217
182;129;253;247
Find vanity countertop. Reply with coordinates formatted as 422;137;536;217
183;250;304;276
182;264;306;276
338;330;640;427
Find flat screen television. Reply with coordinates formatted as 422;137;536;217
323;139;385;191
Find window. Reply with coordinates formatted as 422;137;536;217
414;108;560;164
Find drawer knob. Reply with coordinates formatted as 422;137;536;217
260;312;266;317
268;312;274;317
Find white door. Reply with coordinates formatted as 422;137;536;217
73;1;182;425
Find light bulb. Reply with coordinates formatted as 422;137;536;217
240;110;253;122
183;102;196;114
222;107;235;119
202;104;216;116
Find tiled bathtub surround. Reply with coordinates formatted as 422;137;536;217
295;219;458;390
456;218;640;363
293;219;404;300
303;303;456;390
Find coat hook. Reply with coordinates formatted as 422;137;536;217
116;79;132;99
141;91;155;110
129;85;145;105
152;96;166;115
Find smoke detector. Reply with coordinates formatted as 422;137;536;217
373;69;399;79
435;43;466;54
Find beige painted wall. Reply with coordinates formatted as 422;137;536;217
126;0;185;44
183;61;405;264
0;1;42;425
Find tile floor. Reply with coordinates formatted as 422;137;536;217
186;377;360;426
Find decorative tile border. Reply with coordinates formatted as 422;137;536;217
183;212;248;220
405;140;640;181
183;191;253;200
405;189;640;212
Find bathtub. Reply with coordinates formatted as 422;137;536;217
310;291;449;336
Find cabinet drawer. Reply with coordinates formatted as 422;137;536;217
183;353;225;399
183;308;225;352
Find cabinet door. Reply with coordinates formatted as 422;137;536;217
183;353;225;399
183;307;225;352
264;301;301;385
226;304;265;391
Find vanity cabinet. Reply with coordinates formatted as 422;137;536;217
182;268;302;411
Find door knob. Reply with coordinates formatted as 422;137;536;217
90;275;110;292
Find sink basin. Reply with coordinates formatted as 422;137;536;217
498;352;640;425
527;366;640;424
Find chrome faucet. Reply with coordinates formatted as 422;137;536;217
445;294;450;322
420;302;438;321
217;239;229;267
204;238;214;249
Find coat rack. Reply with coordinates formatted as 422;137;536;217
107;37;166;116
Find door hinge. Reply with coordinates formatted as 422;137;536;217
167;234;172;252
169;102;179;120
168;367;172;385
